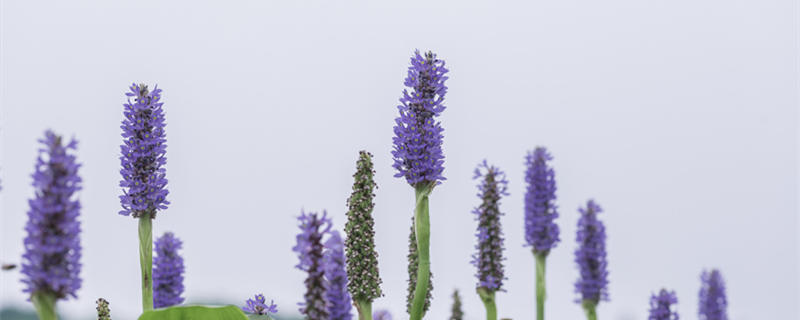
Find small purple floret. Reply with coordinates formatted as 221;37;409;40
649;289;679;320
524;147;559;253
574;200;609;303
242;293;278;315
153;232;185;308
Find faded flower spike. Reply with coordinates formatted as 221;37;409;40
293;211;332;320
471;161;508;320
406;218;433;316
153;232;185;308
21;131;82;320
699;269;727;320
242;294;278;316
344;151;382;319
96;298;111;320
450;289;464;320
324;231;353;320
392;50;449;186
575;200;609;320
649;289;678;320
119;83;169;218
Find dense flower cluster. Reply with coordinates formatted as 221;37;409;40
391;50;449;186
344;151;382;302
153;232;185;308
21;131;82;299
96;298;111;320
324;231;353;320
471;161;508;291
242;294;278;315
699;269;728;320
574;200;609;303
406;218;433;314
524;147;560;253
293;211;332;320
119;83;169;218
649;289;679;320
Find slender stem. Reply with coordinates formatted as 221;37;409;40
139;212;154;311
477;287;497;320
356;300;373;320
535;252;547;320
32;292;57;320
582;300;598;320
409;184;432;320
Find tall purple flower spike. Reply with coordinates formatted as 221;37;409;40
471;160;509;291
392;50;449;186
242;293;278;315
324;231;352;320
574;200;609;303
524;147;559;253
293;211;332;320
119;83;169;218
699;269;728;320
153;232;185;308
21;131;82;300
649;289;679;320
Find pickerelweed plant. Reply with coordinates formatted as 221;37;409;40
293;210;332;320
344;151;383;320
153;232;185;308
391;49;448;320
471;161;508;320
699;269;727;320
574;200;609;320
524;147;560;320
21;131;82;320
119;83;169;311
649;289;678;320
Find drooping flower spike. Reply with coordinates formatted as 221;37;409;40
699;269;728;320
649;289;678;320
574;200;609;320
293;211;332;320
242;294;278;316
324;231;353;320
21;131;82;320
153;232;185;308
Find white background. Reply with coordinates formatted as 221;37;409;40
1;1;797;319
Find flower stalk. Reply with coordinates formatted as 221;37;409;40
535;252;547;320
138;212;153;311
477;287;497;320
32;292;57;320
409;183;433;320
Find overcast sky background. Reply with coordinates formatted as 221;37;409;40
1;1;797;319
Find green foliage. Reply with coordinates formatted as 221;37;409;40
138;305;249;320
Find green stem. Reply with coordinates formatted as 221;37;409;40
409;184;432;320
582;300;598;320
535;252;547;320
139;212;154;311
477;287;497;320
32;292;57;320
356;300;373;320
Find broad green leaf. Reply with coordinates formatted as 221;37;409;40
138;305;248;320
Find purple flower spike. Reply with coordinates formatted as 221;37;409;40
324;231;352;320
21;131;82;300
524;147;560;254
699;269;728;320
574;200;609;304
471;161;508;292
391;50;449;186
119;83;169;218
293;211;332;320
242;293;278;315
153;232;185;308
649;289;679;320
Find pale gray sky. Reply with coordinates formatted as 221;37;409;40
1;0;797;319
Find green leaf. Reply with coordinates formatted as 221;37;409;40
138;305;248;320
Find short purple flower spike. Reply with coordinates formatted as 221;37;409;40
153;232;185;308
21;131;82;300
119;83;169;218
471;161;509;292
324;231;352;320
524;147;560;253
574;200;609;303
242;294;278;315
649;289;679;320
699;269;727;320
293;211;332;320
391;50;449;186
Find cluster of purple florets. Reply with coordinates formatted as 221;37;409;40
242;293;278;315
119;83;169;218
524;147;560;253
699;269;728;320
153;232;185;308
649;289;679;320
471;161;509;291
392;50;449;186
574;200;609;303
324;231;353;320
21;131;83;300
